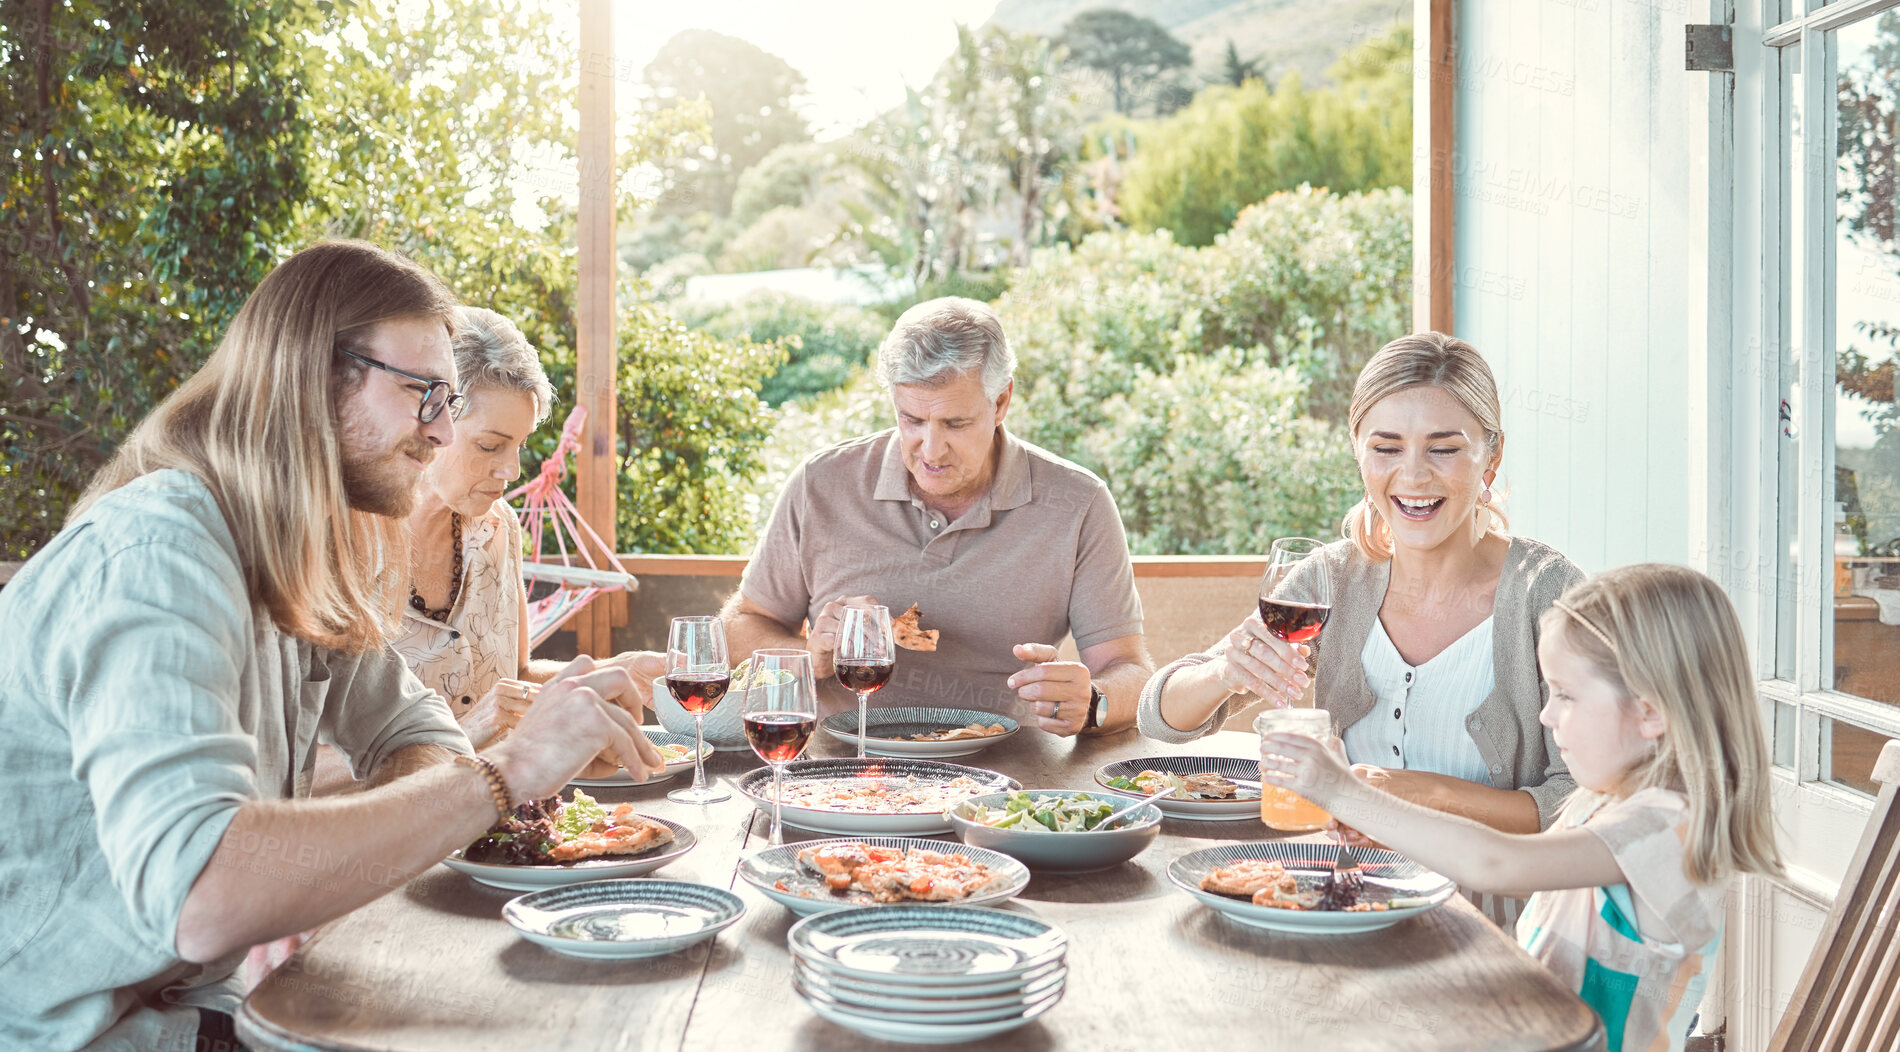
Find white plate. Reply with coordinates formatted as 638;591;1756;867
794;970;1064;1024
736;757;1015;836
818;708;1019;759
502;879;744;960
1094;756;1266;821
786;904;1066;985
442;815;696;891
739;836;1031;916
1167;842;1458;934
794;958;1067;1011
800;984;1060;1044
568;731;710;786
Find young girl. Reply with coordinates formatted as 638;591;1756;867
1261;563;1783;1052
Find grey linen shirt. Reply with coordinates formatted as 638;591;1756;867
740;427;1143;720
1137;534;1585;828
0;470;471;1051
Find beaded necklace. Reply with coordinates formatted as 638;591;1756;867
409;511;463;622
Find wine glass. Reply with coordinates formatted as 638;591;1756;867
665;616;732;804
835;604;896;758
743;649;819;846
1256;537;1332;832
1258;537;1331;646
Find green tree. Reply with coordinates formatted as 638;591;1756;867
983;27;1081;267
1057;8;1191;116
640;29;810;217
2;0;323;557
1117;23;1412;246
4;0;789;558
730;141;827;227
1218;40;1265;87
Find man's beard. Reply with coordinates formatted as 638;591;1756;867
337;400;431;516
340;440;429;516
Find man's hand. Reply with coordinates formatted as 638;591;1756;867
489;656;663;798
806;594;880;680
1009;643;1092;737
242;929;314;993
599;650;669;720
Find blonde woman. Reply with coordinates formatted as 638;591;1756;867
1262;564;1782;1052
391;307;665;749
1136;333;1584;923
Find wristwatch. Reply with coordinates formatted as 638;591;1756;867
1084;684;1105;730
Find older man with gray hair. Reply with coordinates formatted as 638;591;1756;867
723;297;1151;736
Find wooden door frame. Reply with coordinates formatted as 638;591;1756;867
1415;0;1455;334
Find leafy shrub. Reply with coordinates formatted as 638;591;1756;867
749;369;894;534
875;270;1017;322
730;142;829;227
1080;352;1360;554
1203;185;1412;421
601;298;784;554
715;205;839;273
676;293;886;406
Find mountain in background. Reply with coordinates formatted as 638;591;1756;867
986;0;1409;88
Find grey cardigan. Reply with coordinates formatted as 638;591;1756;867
1136;534;1586;829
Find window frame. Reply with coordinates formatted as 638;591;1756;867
1762;0;1900;800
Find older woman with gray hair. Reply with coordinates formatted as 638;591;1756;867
390;307;665;751
722;296;1154;736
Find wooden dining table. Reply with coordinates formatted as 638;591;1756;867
238;725;1605;1052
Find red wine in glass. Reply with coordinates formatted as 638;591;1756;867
667;671;731;714
745;711;817;763
835;661;894;695
1258;598;1331;644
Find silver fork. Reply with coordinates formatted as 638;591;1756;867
1321;838;1364;907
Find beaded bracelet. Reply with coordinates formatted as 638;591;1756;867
453;754;515;822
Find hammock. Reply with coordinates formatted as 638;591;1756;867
506;405;637;649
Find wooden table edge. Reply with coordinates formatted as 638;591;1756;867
238;1000;368;1052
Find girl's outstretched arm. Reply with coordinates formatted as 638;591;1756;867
1261;732;1626;896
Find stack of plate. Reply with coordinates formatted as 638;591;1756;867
787;906;1067;1044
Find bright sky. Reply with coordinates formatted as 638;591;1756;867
613;0;1005;139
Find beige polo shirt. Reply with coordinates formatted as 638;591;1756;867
741;427;1144;720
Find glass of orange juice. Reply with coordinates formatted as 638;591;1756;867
1254;707;1335;832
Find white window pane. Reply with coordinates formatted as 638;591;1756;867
1778;43;1805;687
1774;700;1799;769
1821;717;1896;795
1832;14;1900;721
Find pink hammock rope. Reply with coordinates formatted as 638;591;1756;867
506;405;636;649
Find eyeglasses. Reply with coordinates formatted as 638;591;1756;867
336;347;467;424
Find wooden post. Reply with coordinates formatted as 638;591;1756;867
1414;0;1455;334
576;0;617;658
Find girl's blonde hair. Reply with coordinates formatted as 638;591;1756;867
1340;332;1509;560
71;240;459;653
1541;564;1784;884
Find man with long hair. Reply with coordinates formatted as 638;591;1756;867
0;240;662;1049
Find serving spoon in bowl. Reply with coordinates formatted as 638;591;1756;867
1099;788;1174;831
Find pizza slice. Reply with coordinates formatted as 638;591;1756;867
891;603;940;652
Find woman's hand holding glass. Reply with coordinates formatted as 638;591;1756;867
1216;614;1311;704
